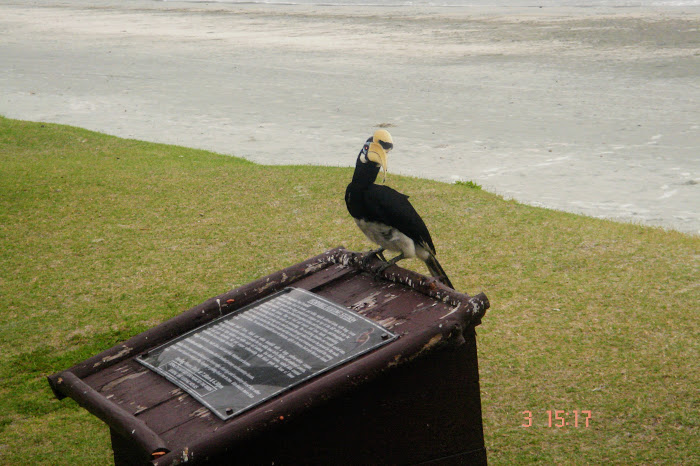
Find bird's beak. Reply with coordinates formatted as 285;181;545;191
367;142;388;183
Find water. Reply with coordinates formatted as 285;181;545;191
3;0;698;234
174;0;700;6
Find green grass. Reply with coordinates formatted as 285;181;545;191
0;116;697;464
454;179;482;190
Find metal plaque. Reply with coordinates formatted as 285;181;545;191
137;287;397;420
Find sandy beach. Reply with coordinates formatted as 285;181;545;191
1;0;698;234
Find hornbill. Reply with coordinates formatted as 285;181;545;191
345;129;454;289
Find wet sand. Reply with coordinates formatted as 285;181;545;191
1;0;698;234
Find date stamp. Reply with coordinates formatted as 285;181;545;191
522;410;592;428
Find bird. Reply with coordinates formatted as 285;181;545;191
345;129;454;289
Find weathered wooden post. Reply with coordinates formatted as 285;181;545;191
48;247;489;465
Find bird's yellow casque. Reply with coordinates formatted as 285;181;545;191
367;129;393;183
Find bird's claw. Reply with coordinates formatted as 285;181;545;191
372;252;404;280
374;261;393;276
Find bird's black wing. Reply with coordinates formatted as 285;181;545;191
362;184;436;254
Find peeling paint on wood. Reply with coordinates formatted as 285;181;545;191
349;291;382;311
256;279;278;293
191;407;210;419
387;353;403;367
375;316;406;329
101;371;147;392
422;334;443;351
135;405;149;415
93;347;132;368
439;303;462;320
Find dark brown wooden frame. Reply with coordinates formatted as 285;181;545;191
48;247;489;465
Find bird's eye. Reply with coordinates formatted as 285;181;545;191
379;141;393;151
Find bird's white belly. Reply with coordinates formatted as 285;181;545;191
354;219;417;258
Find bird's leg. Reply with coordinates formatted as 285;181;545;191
375;252;405;275
361;247;386;267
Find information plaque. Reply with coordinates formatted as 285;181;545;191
137;287;397;420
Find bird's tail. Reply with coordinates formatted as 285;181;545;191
425;253;454;290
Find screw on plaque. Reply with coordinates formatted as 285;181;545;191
226;408;234;415
381;333;390;340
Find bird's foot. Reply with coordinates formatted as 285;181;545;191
361;248;386;267
374;253;405;277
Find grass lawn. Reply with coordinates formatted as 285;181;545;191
0;116;697;464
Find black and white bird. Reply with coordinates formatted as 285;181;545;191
345;130;454;289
